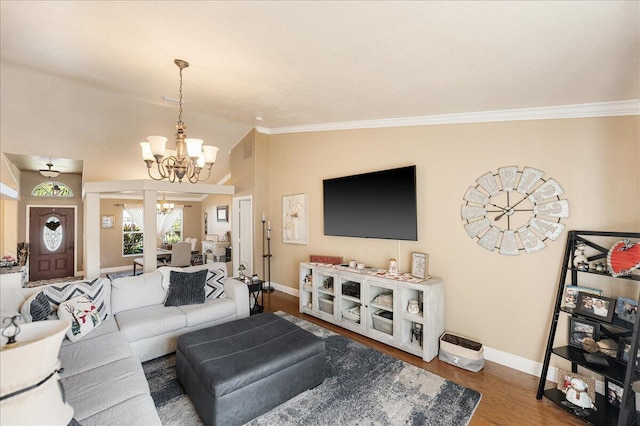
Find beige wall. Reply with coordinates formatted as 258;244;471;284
17;171;84;272
264;116;639;362
99;199;201;269
202;195;232;242
0;199;18;257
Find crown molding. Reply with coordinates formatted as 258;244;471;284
257;100;640;135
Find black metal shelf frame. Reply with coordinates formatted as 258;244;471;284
537;230;640;426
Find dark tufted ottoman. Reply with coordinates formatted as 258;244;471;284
176;313;325;426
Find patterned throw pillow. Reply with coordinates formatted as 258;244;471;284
205;268;226;299
57;295;102;342
164;270;207;307
20;291;52;322
41;278;108;320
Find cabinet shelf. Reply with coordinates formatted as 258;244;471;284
370;302;393;312
566;267;640;282
403;311;424;323
318;288;334;296
543;388;621;426
537;230;640;426
551;346;639;383
342;294;361;304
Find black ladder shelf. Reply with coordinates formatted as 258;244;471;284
537;230;640;426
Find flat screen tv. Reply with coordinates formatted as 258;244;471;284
323;165;417;241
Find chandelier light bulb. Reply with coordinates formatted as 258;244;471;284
140;142;154;161
185;138;204;159
203;145;219;164
147;136;168;158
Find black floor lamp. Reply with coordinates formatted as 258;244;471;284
262;214;274;293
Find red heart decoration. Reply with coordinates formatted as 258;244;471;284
607;240;640;277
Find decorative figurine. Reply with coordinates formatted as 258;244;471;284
238;262;247;278
388;258;398;275
252;274;260;283
565;377;595;410
407;300;420;314
573;244;588;270
410;322;423;347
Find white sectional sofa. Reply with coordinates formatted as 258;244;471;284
0;262;250;425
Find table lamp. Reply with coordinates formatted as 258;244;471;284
1;316;74;425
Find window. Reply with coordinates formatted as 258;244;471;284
43;217;63;252
32;181;73;197
122;210;183;256
123;211;143;256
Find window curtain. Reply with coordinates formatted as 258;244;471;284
157;207;182;240
124;204;183;240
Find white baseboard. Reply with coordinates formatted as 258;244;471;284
268;281;299;297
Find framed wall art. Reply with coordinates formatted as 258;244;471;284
217;205;228;222
101;215;115;229
283;193;307;245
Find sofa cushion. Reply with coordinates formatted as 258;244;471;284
58;295;102;342
164;270;207;307
61;317;119;347
61;357;151;422
177;298;238;327
115;304;186;342
111;272;166;314
20;291;52;322
59;328;133;378
78;394;161;426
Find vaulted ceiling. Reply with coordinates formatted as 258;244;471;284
1;1;638;185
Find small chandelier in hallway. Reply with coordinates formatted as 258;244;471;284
140;59;219;183
157;194;174;215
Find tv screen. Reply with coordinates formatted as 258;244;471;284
323;165;417;241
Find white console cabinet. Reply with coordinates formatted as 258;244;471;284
299;262;444;361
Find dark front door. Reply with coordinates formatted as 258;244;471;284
29;207;75;281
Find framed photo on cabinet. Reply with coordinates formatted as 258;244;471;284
411;252;428;279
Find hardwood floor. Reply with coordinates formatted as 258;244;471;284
262;290;584;426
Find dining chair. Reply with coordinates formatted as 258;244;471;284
167;241;192;267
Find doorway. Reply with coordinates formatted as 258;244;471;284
28;207;76;281
232;196;253;277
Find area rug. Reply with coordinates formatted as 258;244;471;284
25;275;84;288
142;312;482;425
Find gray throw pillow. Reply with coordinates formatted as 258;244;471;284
30;292;52;321
164;269;207;307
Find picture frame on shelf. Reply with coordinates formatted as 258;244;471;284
568;317;599;348
606;379;623;408
217;205;228;222
574;292;616;323
562;285;602;309
556;369;596;402
411;252;428;279
616;337;640;370
101;215;115;229
616;297;638;324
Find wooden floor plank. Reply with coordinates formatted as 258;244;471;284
263;290;584;426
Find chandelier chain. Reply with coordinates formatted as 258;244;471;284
178;67;184;126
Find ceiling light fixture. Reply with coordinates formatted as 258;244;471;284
157;193;175;215
39;162;60;179
140;59;219;183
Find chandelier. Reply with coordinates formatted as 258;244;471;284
39;162;60;179
140;59;219;183
157;193;175;215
